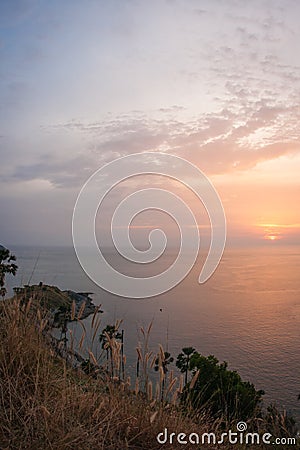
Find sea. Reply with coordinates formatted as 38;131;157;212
5;244;300;422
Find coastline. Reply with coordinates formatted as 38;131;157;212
11;283;103;325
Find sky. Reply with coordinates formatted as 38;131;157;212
0;0;300;248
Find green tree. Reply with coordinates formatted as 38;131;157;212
0;246;18;299
180;351;264;422
176;346;196;385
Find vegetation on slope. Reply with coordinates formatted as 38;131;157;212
0;247;298;449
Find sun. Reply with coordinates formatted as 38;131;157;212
264;234;281;241
257;223;284;242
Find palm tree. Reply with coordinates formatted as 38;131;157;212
0;246;18;299
176;347;196;385
99;324;123;377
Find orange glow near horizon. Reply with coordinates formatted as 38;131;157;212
256;223;286;242
254;221;300;242
264;234;280;241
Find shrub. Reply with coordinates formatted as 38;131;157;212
179;352;265;422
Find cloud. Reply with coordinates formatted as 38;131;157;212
6;153;96;188
1;0;300;190
5;95;298;189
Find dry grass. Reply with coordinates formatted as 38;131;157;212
0;299;203;449
0;298;298;449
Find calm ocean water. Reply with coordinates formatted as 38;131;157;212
6;244;300;421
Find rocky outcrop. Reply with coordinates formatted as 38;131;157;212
63;290;101;320
12;283;103;326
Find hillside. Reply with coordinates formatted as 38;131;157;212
0;296;298;449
